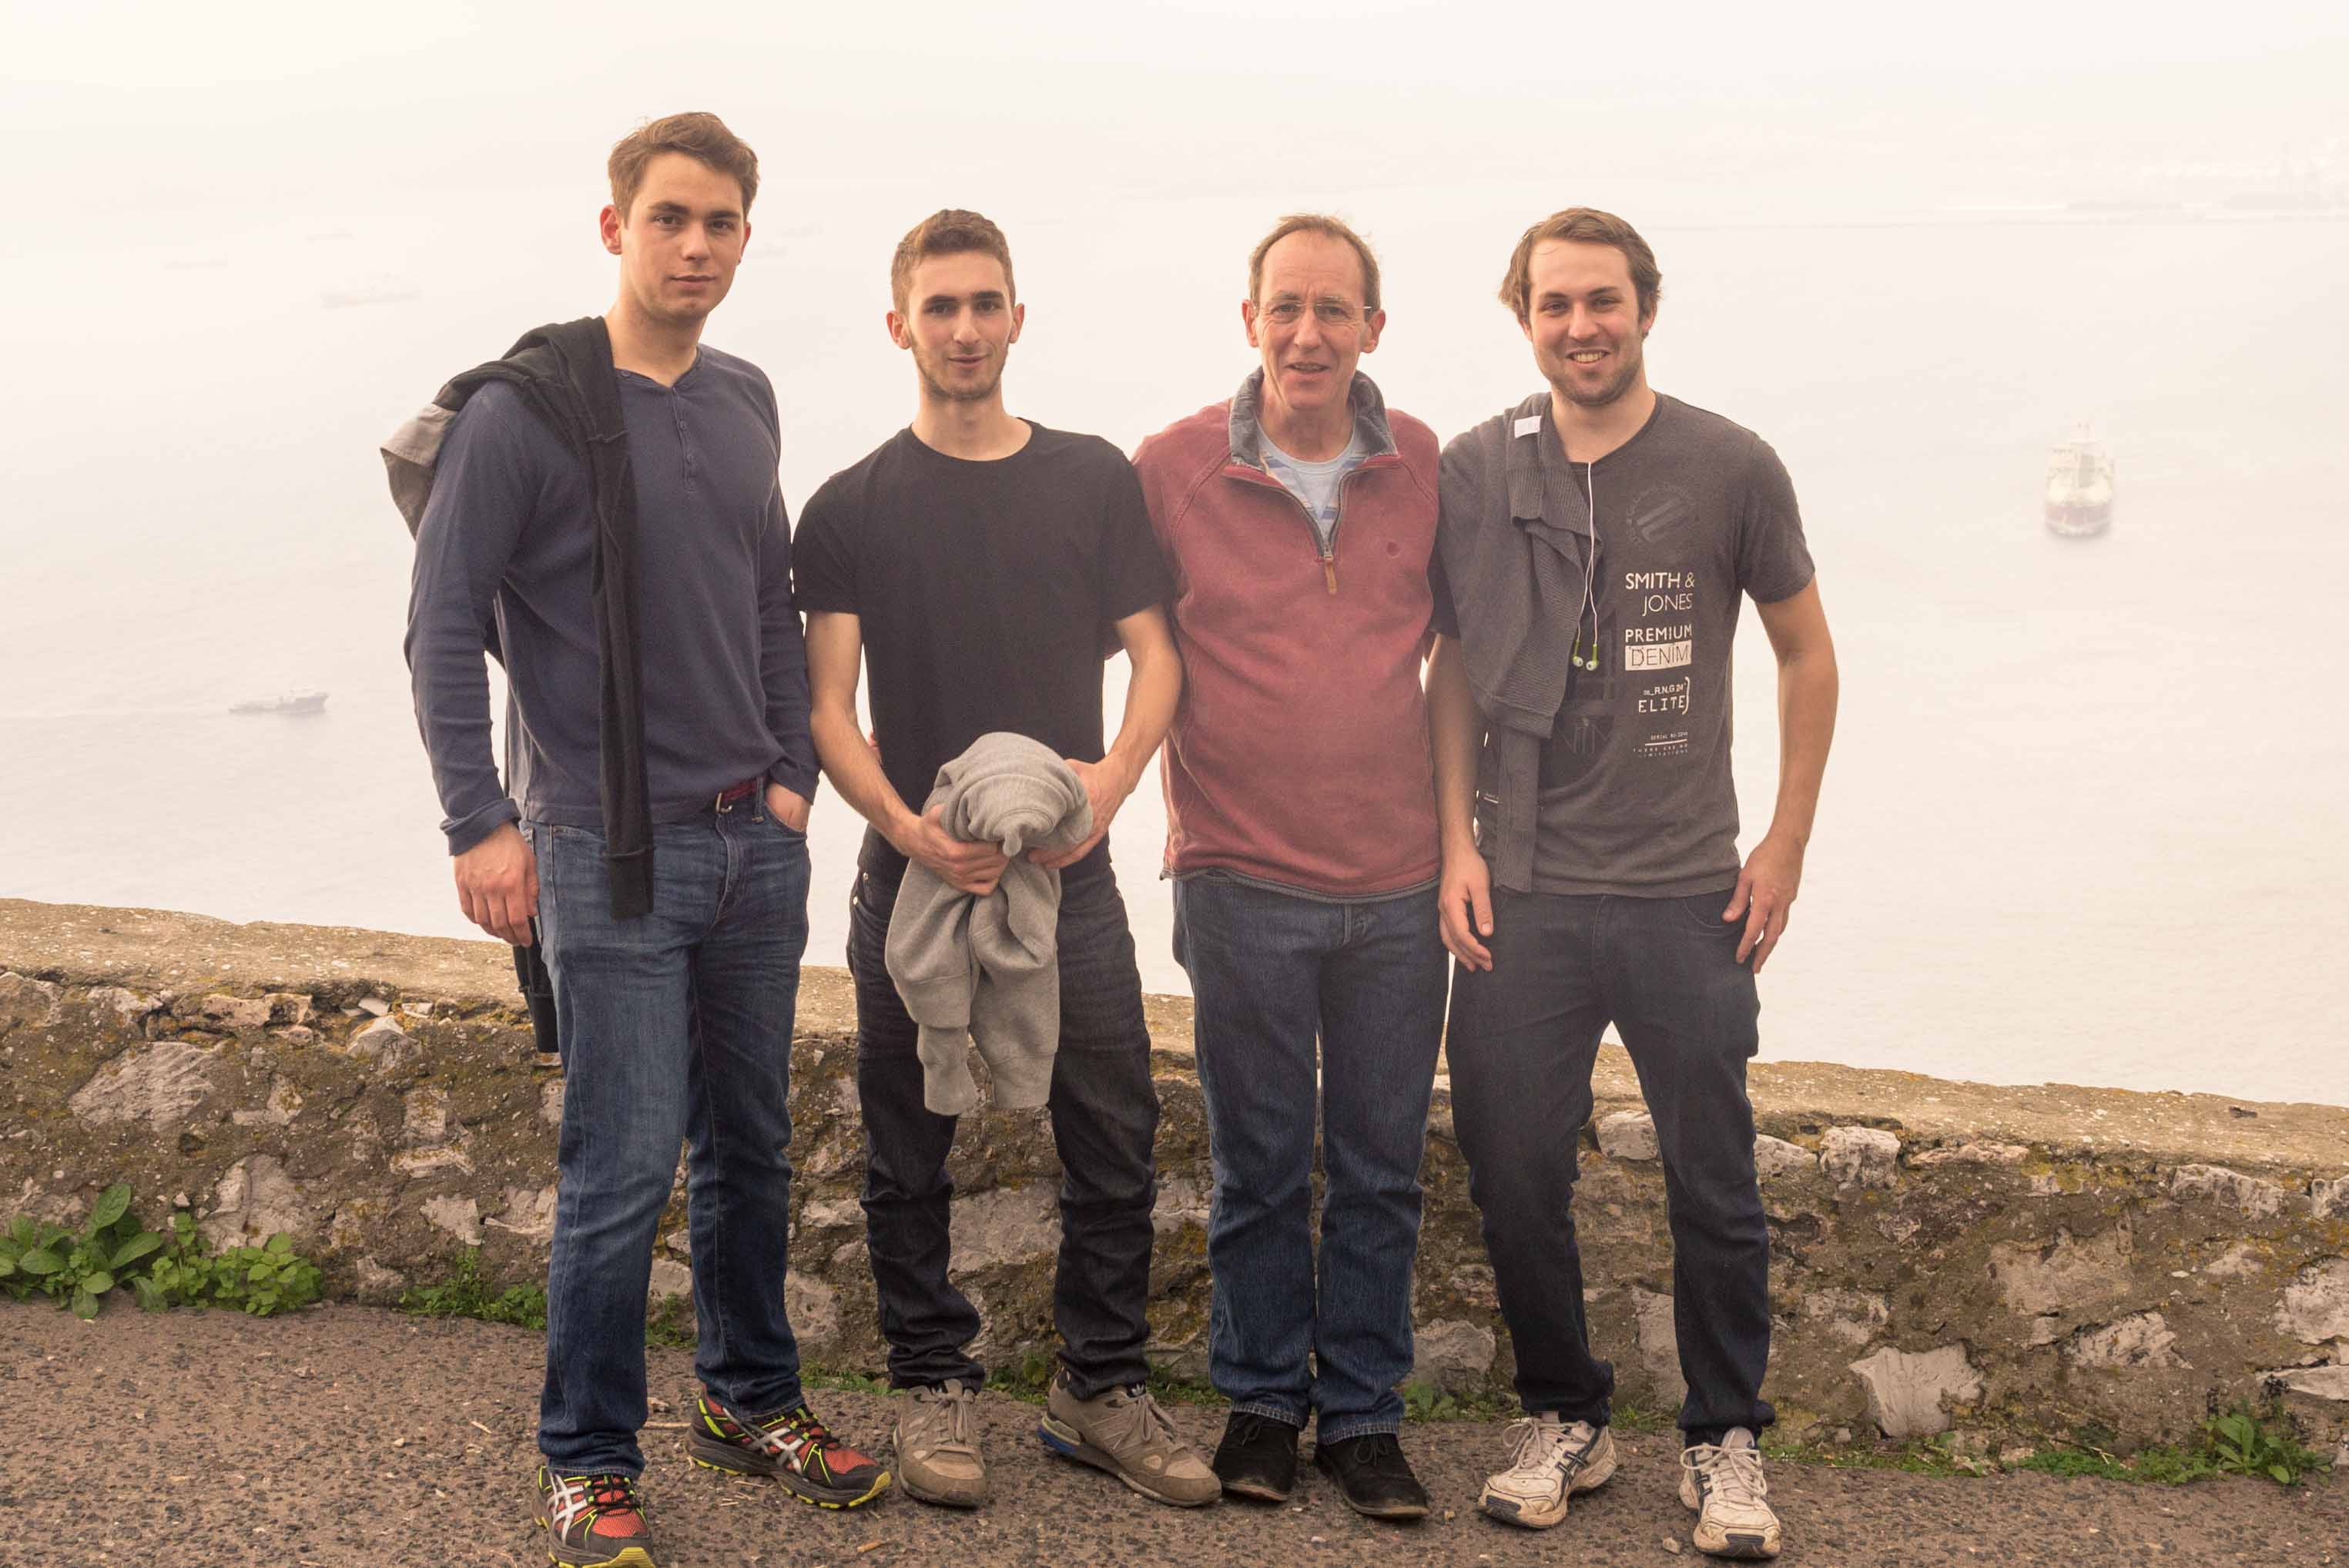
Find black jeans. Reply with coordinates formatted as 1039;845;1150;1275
1446;886;1774;1437
848;860;1159;1398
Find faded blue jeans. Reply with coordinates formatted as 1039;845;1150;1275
1171;873;1447;1442
530;796;810;1478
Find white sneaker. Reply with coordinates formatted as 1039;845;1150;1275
1679;1428;1781;1559
1478;1414;1617;1529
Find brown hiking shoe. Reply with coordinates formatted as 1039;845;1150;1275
1037;1370;1218;1507
532;1465;659;1568
893;1379;990;1507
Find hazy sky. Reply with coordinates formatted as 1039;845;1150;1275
17;0;2349;89
8;1;2346;241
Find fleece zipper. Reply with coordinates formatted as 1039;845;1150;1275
1226;456;1394;595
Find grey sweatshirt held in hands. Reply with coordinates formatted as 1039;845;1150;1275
884;732;1094;1116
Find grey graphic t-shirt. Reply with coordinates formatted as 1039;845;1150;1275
1433;393;1815;895
1261;432;1366;553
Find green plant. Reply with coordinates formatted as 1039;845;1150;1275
1958;1406;2322;1489
2012;1446;2158;1482
1401;1381;1459;1422
644;1293;695;1349
0;1183;165;1318
0;1188;319;1319
2202;1405;2326;1486
400;1248;548;1329
146;1213;324;1317
803;1368;891;1398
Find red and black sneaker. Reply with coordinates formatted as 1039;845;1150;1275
686;1391;892;1509
532;1465;660;1568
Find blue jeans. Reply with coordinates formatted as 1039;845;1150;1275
1171;873;1447;1441
530;796;811;1478
1446;886;1774;1438
848;858;1160;1398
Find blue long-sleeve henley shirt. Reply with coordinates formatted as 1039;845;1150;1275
404;344;819;853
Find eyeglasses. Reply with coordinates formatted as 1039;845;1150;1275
1257;299;1372;331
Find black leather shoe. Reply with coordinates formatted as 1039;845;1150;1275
1212;1412;1300;1502
1313;1432;1430;1520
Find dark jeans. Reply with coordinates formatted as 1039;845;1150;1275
1171;873;1446;1442
530;796;811;1478
1447;886;1774;1438
848;861;1159;1398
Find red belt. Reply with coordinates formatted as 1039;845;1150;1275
713;779;759;810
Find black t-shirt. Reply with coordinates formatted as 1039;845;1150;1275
792;422;1174;883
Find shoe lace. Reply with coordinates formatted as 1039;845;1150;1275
1684;1439;1768;1507
1335;1432;1409;1477
1503;1417;1574;1475
1227;1412;1287;1447
711;1395;833;1459
913;1382;979;1452
585;1474;643;1515
767;1404;843;1456
548;1471;644;1532
1097;1386;1181;1452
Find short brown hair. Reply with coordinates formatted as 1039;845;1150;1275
1248;214;1381;311
1498;208;1661;323
607;112;759;220
891;209;1017;313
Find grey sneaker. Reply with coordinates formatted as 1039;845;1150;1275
893;1379;989;1508
1479;1414;1617;1529
1037;1371;1219;1506
1680;1429;1781;1559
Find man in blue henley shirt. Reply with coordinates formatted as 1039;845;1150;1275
404;112;890;1566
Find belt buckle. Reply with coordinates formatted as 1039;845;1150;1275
715;786;735;813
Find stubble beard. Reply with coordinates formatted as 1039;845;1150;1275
916;347;1004;405
1549;337;1645;410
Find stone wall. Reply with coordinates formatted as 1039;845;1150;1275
5;897;2345;1450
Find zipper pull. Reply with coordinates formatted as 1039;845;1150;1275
1322;558;1338;595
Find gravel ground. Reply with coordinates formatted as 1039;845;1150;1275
2;1302;2341;1567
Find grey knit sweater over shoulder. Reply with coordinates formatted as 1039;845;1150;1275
883;732;1094;1115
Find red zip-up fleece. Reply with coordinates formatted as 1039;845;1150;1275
1134;370;1443;899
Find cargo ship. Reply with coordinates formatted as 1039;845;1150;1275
230;691;328;715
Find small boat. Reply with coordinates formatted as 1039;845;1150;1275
230;692;328;716
2045;428;2114;538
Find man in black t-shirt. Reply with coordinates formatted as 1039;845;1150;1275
796;209;1212;1513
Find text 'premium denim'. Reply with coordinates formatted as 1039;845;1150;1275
1172;873;1447;1442
531;799;811;1477
1446;887;1774;1437
849;860;1160;1397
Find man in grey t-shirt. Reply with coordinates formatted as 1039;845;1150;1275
1426;209;1838;1560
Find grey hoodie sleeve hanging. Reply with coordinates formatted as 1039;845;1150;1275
883;732;1094;1116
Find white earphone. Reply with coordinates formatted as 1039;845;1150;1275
1570;461;1601;672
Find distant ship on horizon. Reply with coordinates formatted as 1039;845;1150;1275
320;285;419;310
230;691;328;716
2045;427;2115;538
